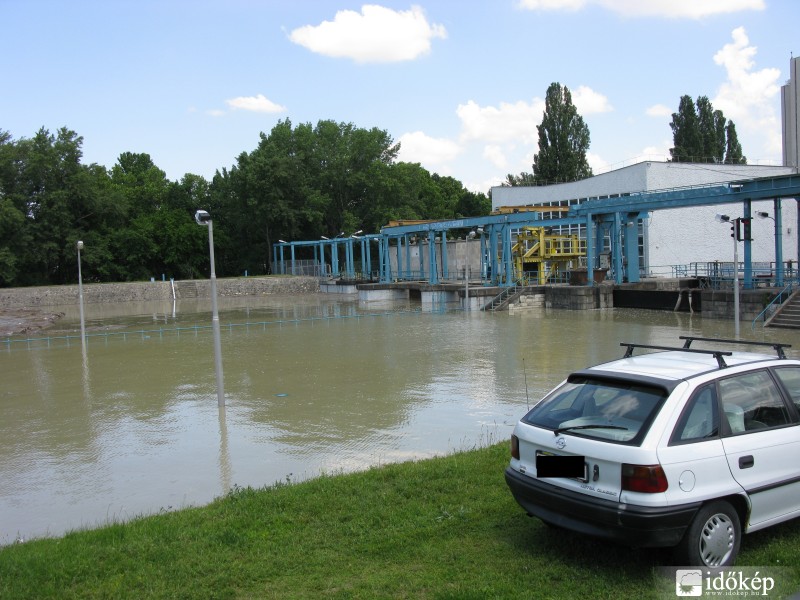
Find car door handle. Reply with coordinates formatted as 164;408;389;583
739;455;754;469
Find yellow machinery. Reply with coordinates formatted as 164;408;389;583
491;205;569;216
511;227;584;284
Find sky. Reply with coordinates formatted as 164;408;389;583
2;0;798;195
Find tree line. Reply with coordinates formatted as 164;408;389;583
0;121;490;287
504;85;746;186
1;88;748;288
669;95;745;164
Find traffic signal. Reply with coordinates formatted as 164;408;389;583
736;217;752;241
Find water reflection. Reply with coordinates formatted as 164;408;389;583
1;295;797;544
218;406;232;495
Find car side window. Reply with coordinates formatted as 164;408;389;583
671;385;718;444
718;370;791;433
773;367;800;415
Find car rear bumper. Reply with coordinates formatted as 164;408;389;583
504;466;701;547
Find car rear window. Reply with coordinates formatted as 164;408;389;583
522;376;668;445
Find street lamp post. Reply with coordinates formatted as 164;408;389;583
716;214;740;337
76;241;86;347
195;210;225;407
465;230;477;310
757;210;784;287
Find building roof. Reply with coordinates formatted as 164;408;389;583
490;161;796;210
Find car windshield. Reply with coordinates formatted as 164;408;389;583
523;376;668;444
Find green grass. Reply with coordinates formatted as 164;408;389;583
1;443;799;599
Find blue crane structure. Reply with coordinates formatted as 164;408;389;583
273;173;800;289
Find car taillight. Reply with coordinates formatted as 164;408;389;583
621;463;668;493
511;434;520;460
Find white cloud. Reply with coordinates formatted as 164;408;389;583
226;94;286;113
483;145;508;169
517;0;765;18
586;151;611;174
641;144;671;160
288;5;447;64
454;90;609;185
572;86;613;114
711;27;782;158
456;98;545;145
397;131;462;167
206;109;226;117
517;0;586;10
467;175;507;195
646;104;672;117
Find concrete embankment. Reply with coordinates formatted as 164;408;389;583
0;276;321;309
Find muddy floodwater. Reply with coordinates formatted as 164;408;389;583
1;294;796;544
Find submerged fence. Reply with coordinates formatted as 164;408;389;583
2;308;423;352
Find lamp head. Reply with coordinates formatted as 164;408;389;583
76;240;84;251
194;210;211;225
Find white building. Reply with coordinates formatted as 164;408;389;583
491;162;797;276
491;56;800;278
782;56;800;169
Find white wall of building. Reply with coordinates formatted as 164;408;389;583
491;161;798;275
646;202;798;276
492;162;795;209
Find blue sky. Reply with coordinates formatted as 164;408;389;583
2;0;797;194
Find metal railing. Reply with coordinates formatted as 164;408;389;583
752;282;798;329
667;262;798;290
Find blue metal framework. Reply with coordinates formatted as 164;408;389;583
273;174;800;288
572;174;800;287
273;234;381;279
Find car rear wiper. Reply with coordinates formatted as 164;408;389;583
553;424;629;436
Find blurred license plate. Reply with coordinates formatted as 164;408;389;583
536;451;587;482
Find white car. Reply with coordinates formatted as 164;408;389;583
505;337;800;567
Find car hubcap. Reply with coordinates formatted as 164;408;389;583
699;513;735;566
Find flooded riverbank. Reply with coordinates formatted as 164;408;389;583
1;295;796;544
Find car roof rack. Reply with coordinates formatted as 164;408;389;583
679;336;791;360
620;342;733;369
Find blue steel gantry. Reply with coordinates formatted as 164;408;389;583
272;173;800;288
273;234;381;279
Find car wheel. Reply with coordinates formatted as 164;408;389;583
674;501;741;567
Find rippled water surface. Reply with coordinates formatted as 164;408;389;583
1;294;796;544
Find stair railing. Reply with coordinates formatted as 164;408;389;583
481;278;527;311
752;282;796;329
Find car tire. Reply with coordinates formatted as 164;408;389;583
673;501;741;567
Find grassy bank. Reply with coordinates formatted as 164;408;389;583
1;442;799;599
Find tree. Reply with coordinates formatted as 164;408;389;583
532;82;593;185
502;172;536;187
724;121;746;165
669;95;702;162
696;96;726;163
0;130;26;285
670;95;746;164
0;120;486;286
2;127;116;285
